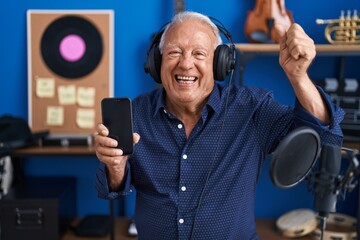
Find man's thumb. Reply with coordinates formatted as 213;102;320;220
274;23;287;39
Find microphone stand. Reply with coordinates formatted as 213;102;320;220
317;215;327;240
353;152;360;240
313;147;359;240
339;148;359;240
358;183;360;240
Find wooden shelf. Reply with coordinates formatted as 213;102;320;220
61;218;313;240
11;146;95;157
235;43;360;56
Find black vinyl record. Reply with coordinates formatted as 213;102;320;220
41;15;103;79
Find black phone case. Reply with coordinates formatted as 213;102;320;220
101;97;134;155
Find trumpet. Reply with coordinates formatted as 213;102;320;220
316;10;360;44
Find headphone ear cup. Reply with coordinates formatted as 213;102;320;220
213;44;230;81
144;44;162;84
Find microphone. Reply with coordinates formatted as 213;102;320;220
270;129;359;240
313;144;342;238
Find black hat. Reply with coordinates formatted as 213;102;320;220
0;115;48;157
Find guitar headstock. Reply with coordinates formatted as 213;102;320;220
174;0;185;15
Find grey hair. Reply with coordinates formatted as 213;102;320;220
158;11;223;54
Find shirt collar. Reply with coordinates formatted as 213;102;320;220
153;87;166;117
206;84;222;114
153;84;222;117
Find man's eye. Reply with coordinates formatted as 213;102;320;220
168;51;181;57
194;51;206;59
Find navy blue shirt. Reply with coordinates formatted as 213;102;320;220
96;84;344;240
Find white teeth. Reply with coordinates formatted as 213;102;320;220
178;80;194;85
176;75;196;81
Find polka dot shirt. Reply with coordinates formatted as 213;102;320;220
96;84;344;240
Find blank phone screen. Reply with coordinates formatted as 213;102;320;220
101;98;133;155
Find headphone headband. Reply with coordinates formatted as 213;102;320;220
144;15;236;83
208;16;233;42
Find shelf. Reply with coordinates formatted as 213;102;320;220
11;146;95;157
235;43;360;56
62;218;312;240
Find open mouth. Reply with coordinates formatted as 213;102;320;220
175;75;198;85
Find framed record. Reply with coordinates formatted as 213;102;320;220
40;15;104;79
27;10;114;136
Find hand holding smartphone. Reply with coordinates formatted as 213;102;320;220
101;97;134;155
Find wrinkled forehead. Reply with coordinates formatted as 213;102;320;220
160;19;219;51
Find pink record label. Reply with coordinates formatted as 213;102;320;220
59;34;86;62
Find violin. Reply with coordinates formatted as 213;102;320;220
244;0;294;43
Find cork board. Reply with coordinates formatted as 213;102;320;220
27;10;114;135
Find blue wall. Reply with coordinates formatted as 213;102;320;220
0;0;359;219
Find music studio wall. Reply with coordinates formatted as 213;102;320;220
0;0;359;218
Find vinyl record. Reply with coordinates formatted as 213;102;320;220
41;15;103;79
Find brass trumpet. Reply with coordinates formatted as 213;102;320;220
316;10;360;44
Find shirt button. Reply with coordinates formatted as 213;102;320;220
182;154;187;160
163;109;167;114
181;186;186;191
177;124;183;129
179;218;184;224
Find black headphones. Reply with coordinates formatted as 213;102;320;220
144;16;236;84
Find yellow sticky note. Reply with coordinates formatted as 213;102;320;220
58;85;76;105
36;78;55;98
76;108;95;129
46;106;64;126
77;87;95;107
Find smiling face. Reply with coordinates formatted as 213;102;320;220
160;19;217;111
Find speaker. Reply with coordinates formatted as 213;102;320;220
144;16;236;83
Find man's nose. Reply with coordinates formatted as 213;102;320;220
178;53;194;70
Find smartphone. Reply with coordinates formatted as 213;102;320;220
101;97;134;155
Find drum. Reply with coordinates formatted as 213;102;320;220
276;208;318;238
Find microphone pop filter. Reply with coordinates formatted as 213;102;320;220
270;127;321;188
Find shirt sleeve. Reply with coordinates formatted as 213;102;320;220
95;161;133;200
293;85;345;146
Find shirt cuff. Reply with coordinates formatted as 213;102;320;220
293;85;345;146
95;162;132;200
